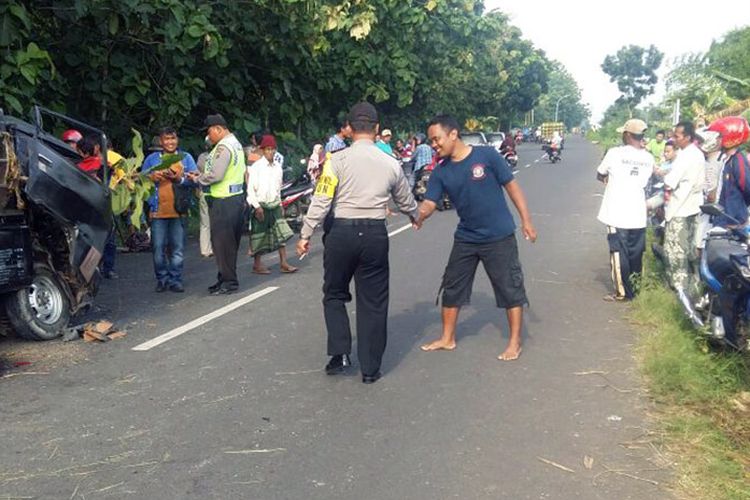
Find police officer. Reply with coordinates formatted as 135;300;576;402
187;114;246;295
297;102;418;384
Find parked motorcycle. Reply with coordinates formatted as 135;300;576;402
281;171;313;232
693;204;750;351
646;178;666;260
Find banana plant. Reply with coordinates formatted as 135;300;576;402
108;128;157;230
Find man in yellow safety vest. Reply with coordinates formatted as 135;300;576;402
187;114;247;295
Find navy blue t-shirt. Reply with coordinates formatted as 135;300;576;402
425;146;515;243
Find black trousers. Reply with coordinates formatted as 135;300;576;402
323;220;389;376
208;194;246;288
606;226;646;299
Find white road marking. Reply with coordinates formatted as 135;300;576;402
388;223;413;238
132;286;279;351
534;159;540;163
524;164;531;169
135;221;413;351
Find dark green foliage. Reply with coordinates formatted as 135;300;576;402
602;44;664;110
0;1;571;159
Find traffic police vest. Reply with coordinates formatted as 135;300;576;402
205;134;245;198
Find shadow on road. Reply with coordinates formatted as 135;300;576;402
381;293;532;375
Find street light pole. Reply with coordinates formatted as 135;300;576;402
554;94;570;122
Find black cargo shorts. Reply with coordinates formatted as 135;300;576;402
440;234;528;309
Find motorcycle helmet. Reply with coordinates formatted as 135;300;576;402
695;128;721;154
61;129;83;144
707;116;750;149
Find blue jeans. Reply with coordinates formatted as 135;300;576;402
102;231;116;274
151;218;185;286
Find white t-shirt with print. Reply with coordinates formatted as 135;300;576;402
664;143;705;221
597;145;654;229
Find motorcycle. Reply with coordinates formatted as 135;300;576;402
692;204;750;351
502;148;518;173
281;171;313;232
413;164;451;210
400;157;415;189
646;178;666;259
542;142;561;163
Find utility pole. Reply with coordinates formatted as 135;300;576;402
554;95;570;123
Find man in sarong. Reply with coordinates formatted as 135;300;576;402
246;134;298;275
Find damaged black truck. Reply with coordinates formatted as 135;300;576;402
0;106;112;340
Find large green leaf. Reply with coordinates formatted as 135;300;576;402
110;183;130;215
142;153;185;173
8;4;30;31
3;94;22;113
130;128;144;166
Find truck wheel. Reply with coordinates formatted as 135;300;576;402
5;267;70;341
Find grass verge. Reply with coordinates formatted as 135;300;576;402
630;246;750;499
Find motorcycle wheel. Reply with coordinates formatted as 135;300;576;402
286;195;312;233
5;266;71;341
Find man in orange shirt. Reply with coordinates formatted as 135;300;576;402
141;127;198;292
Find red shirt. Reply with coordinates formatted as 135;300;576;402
77;156;102;177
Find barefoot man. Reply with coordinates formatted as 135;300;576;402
416;115;537;361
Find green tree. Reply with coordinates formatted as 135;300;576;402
665;53;735;124
533;62;589;129
0;0;556;158
602;44;664;114
707;26;750;99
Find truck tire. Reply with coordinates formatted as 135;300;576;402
5;267;70;341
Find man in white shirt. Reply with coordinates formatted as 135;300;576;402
597;119;654;301
246;134;297;275
663;121;704;299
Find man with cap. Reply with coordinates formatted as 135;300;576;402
596;118;654;301
247;134;297;275
296;102;418;384
376;128;395;157
186;114;247;295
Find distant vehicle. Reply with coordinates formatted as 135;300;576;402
485;132;505;149
540;122;565;141
461;132;487;146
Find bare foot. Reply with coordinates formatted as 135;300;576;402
420;339;456;351
252;267;271;275
498;344;522;361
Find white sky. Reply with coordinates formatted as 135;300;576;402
487;0;750;123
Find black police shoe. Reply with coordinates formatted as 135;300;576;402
208;282;222;293
156;282;167;293
325;354;351;375
362;372;382;384
170;283;185;293
210;286;237;296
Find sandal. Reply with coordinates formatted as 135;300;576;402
602;294;627;302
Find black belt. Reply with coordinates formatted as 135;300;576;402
334;218;386;226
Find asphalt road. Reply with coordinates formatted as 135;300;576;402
0;137;671;499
